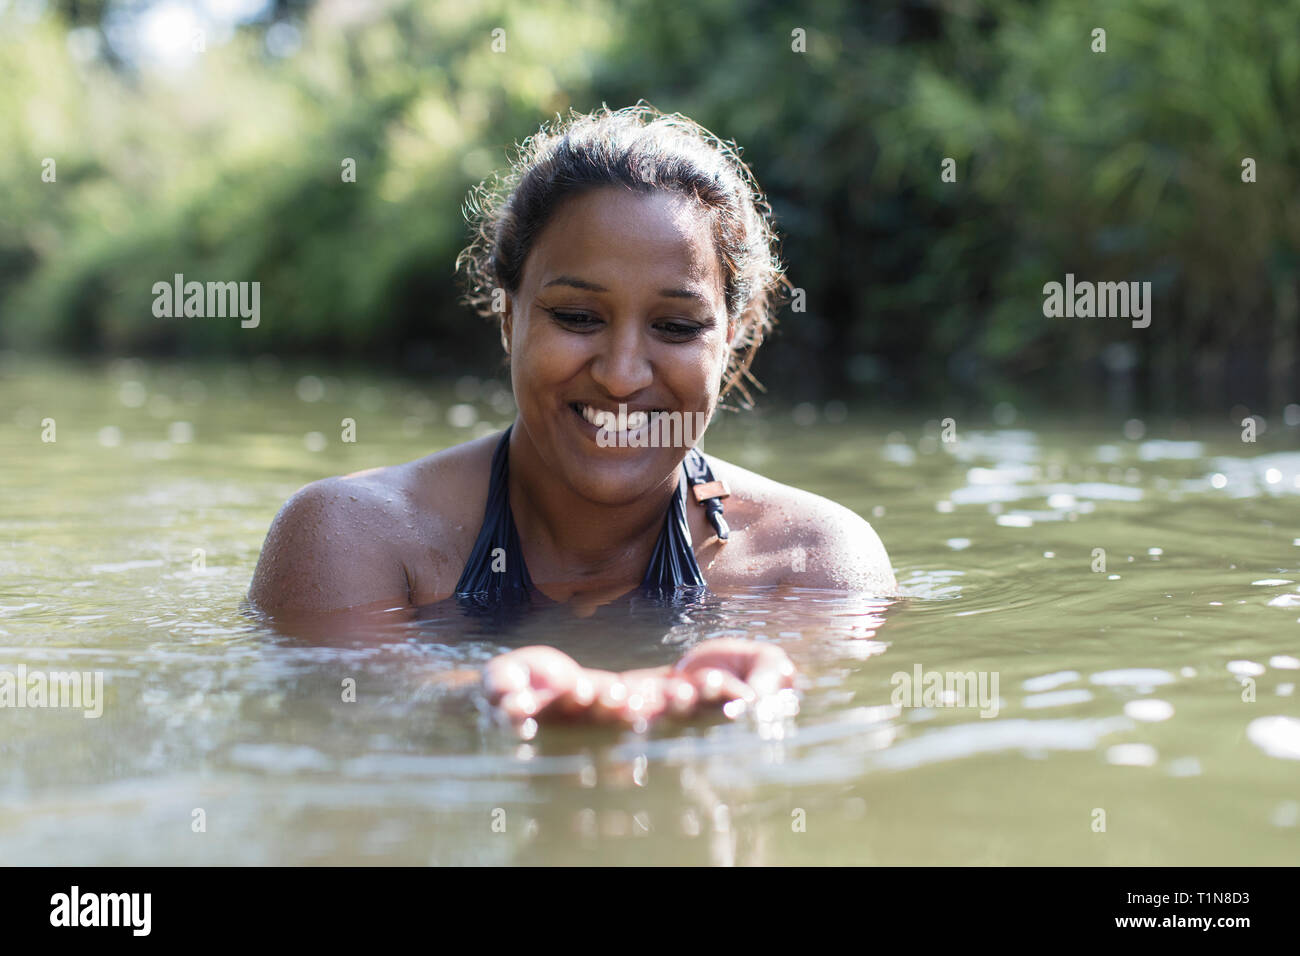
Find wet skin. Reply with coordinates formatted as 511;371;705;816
249;187;896;726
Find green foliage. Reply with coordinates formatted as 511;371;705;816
1;0;613;369
3;0;1298;410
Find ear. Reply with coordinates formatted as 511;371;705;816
717;318;736;383
500;299;514;355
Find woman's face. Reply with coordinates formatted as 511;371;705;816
504;186;733;505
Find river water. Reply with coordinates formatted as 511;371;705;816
2;355;1298;864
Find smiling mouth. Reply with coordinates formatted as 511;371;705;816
570;403;666;431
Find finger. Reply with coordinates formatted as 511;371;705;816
588;677;632;724
497;686;557;721
693;667;755;706
539;672;599;720
697;637;757;659
483;657;531;705
522;647;583;694
671;638;766;682
671;647;742;678
621;676;669;723
745;651;797;696
665;676;698;717
677;642;796;689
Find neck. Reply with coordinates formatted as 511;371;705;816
505;421;681;585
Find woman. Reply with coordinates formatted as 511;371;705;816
249;104;895;726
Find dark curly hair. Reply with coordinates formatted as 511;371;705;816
455;102;789;410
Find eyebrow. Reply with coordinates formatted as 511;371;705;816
542;275;710;304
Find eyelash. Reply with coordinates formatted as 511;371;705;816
544;309;704;341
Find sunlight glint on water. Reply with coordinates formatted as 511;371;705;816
2;358;1299;864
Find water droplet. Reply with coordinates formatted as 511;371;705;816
1107;743;1158;766
1125;699;1174;722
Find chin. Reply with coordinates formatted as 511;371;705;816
547;405;685;503
560;446;681;506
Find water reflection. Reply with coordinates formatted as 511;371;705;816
3;357;1300;863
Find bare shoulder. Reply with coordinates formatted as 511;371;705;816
701;453;898;596
248;433;499;613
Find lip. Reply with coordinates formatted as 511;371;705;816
569;401;665;416
568;402;663;444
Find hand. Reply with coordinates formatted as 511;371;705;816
482;646;697;726
669;638;797;706
482;639;796;728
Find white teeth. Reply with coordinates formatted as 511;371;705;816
578;404;659;431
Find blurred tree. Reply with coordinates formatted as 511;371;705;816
2;0;1297;415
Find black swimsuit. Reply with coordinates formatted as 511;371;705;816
453;425;730;611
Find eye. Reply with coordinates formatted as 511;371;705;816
545;308;601;331
656;321;705;341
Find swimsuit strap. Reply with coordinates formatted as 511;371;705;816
452;424;534;604
640;453;705;593
453;426;732;603
682;445;731;541
640;445;731;594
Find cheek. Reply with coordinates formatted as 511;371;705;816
672;342;729;404
509;322;588;397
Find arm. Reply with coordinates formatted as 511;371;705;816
248;477;413;614
778;499;898;594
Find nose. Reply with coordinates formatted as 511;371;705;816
589;322;654;398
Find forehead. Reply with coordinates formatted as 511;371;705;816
522;187;724;304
